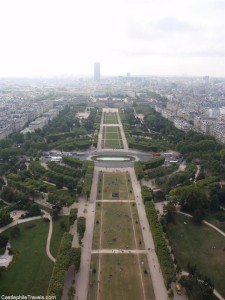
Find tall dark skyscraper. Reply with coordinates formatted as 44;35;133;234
94;62;100;81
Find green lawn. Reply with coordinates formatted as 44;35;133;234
0;219;53;296
90;170;154;300
104;112;118;124
97;172;134;200
102;126;122;149
88;254;155;300
105;132;120;139
104;126;121;139
50;216;69;257
167;214;225;297
105;126;119;133
92;202;144;249
204;211;225;233
103;139;123;149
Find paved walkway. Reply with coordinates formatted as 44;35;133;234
73;169;98;300
116;109;129;150
129;167;168;300
45;212;56;262
96;199;135;203
91;249;147;254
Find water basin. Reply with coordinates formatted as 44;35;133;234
92;155;135;162
96;157;130;161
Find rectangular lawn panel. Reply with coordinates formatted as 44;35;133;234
101;172;134;200
92;203;101;249
88;254;155;300
0;219;53;296
104;139;122;149
102;203;137;249
102;126;123;149
131;203;145;249
92;203;144;250
97;172;103;200
105;126;119;133
103;112;118;124
88;254;99;300
167;214;225;297
105;132;120;140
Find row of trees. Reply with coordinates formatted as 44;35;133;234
145;201;176;287
47;232;81;299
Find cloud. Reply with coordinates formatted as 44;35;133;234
126;16;203;41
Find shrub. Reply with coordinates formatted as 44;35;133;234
69;208;78;225
77;217;86;244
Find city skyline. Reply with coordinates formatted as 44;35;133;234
0;0;224;78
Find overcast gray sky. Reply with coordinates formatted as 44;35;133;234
0;0;224;77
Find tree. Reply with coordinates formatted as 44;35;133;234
0;234;8;248
27;204;41;217
11;132;24;144
218;187;225;205
0;209;13;227
165;202;176;223
10;226;21;238
0;177;5;189
220;148;225;163
193;209;204;225
170;185;208;213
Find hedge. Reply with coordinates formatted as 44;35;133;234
77;216;86;244
145;201;176;287
47;233;81;299
134;162;144;180
69;208;78;225
141;185;153;203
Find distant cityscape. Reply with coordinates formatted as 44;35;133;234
0;72;225;144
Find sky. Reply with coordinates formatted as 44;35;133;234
0;0;224;77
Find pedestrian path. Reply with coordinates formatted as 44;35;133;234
91;249;147;254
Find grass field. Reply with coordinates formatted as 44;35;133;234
102;126;123;149
104;126;121;140
167;214;225;297
89;170;155;300
97;172;134;200
0;219;53;296
92;202;144;249
103;139;123;149
88;254;155;300
103;112;118;124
